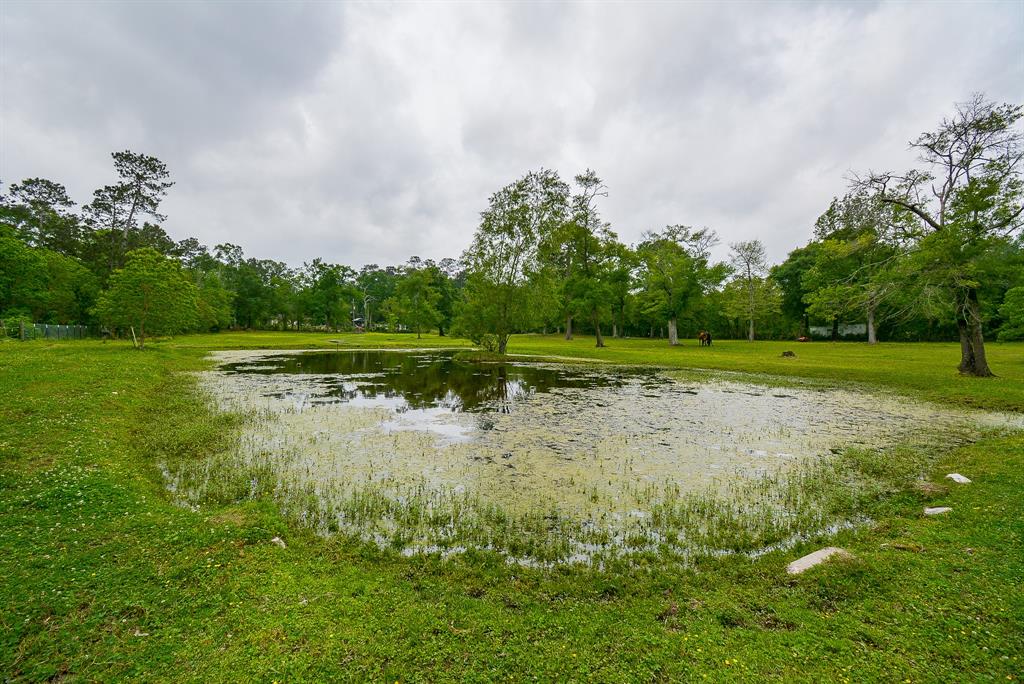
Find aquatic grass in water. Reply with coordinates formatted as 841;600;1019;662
161;349;1020;564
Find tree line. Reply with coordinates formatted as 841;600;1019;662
1;96;1022;373
0;151;462;348
454;95;1024;375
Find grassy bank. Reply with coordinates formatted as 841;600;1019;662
1;335;1022;680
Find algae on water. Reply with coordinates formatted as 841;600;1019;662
167;349;1019;564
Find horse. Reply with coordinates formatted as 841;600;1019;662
698;330;713;347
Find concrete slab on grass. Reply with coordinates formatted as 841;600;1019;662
924;507;952;516
786;547;851;575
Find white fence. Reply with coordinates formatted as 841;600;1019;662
2;321;91;340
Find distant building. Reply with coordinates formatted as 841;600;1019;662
808;323;868;340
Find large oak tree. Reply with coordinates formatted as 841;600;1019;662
854;96;1023;375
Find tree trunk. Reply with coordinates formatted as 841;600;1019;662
593;310;605;348
564;315;573;340
747;317;754;342
866;306;877;345
497;335;509;355
667;318;679;346
831;316;839;342
958;288;993;376
612;322;618;339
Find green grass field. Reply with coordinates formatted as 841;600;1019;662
1;333;1022;681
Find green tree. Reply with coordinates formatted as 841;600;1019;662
458;170;565;354
84;151;174;277
728;239;770;341
395;266;441;338
721;276;781;338
304;259;357;330
356;264;404;331
636;226;723;345
93;248;197;348
538;170;615;346
425;258;461;336
0;236;47;318
4;178;83;255
605;241;636;339
805;193;899;343
854;96;1023;375
194;271;234;331
0;236;97;324
770;242;822;337
38;250;98;323
997;286;1024;340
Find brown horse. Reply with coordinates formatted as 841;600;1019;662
698;330;713;346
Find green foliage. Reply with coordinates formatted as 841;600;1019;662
720;276;781;333
802;194;899;342
998;286;1024;340
636;226;724;341
0;310;34;338
0;236;46;314
0;236;97;323
2;115;1019;353
458;169;565;352
3;178;81;254
770;242;821;335
195;272;235;331
536;170;619;343
303;258;358;330
93;248;198;347
854;96;1023;373
393;266;441;337
728;239;774;340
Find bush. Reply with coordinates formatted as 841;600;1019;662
1;310;35;339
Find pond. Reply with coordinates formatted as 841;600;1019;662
171;349;1017;564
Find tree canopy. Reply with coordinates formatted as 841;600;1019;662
93;248;198;348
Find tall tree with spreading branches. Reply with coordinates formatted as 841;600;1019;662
85;151;174;276
853;95;1023;376
458;169;567;354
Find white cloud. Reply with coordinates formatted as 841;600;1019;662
2;0;1021;267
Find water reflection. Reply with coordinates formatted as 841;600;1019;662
221;350;647;415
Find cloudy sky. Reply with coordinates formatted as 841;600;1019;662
2;1;1021;267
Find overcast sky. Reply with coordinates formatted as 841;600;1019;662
2;1;1022;267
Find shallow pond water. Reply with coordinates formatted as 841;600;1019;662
182;349;1018;563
